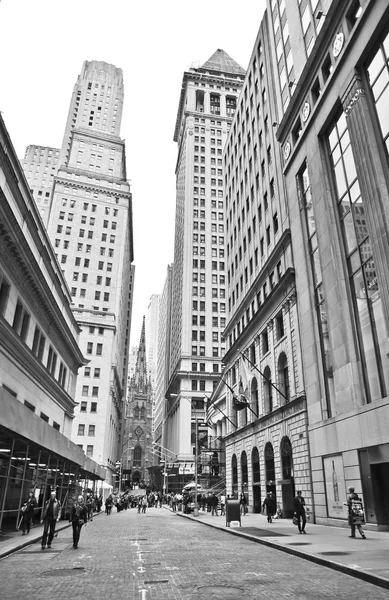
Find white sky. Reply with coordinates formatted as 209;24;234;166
0;0;266;348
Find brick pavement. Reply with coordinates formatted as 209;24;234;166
0;508;388;600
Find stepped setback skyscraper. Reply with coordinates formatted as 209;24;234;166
23;61;134;486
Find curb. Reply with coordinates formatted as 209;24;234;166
173;510;389;591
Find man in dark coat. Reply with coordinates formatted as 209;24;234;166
345;486;366;539
293;490;307;533
69;495;88;549
20;490;37;535
262;491;276;523
41;490;61;549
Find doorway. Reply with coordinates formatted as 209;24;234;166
371;462;389;528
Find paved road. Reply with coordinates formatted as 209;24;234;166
1;508;387;600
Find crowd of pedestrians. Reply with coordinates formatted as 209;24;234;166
17;483;368;551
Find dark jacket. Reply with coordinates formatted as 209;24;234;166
293;495;306;515
69;502;88;524
262;495;276;514
22;496;37;515
42;498;61;521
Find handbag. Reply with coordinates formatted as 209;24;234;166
292;513;299;526
21;504;27;513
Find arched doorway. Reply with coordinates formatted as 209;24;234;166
280;436;294;518
264;442;276;502
252;447;261;513
231;454;238;498
241;451;248;501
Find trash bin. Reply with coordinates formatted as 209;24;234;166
225;499;241;527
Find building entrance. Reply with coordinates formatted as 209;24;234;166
371;462;389;528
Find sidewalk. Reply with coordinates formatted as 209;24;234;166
0;512;101;560
170;507;389;590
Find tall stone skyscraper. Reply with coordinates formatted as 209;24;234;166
28;60;135;485
165;50;244;480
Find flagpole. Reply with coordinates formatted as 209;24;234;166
238;349;288;402
220;375;258;419
205;394;237;429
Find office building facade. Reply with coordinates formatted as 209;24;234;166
165;51;245;482
0;114;104;533
22;61;134;486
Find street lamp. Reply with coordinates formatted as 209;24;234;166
169;393;205;517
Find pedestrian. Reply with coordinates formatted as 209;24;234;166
344;486;366;539
105;494;113;515
262;491;275;523
20;490;37;535
40;489;61;549
239;492;248;516
220;494;226;516
86;493;94;521
141;495;147;513
69;495;88;549
210;493;218;516
293;490;307;534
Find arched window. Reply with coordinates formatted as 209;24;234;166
140;405;146;419
280;436;293;479
133;446;142;466
241;451;248;490
278;353;290;404
232;454;238;486
133;405;140;419
251;377;259;417
263;366;273;413
252;447;260;483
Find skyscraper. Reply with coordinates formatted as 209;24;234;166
25;60;134;486
165;50;244;483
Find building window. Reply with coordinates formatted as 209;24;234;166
86;445;93;457
12;300;30;341
328;114;389;402
299;163;333;416
78;424;85;435
88;425;95;436
91;402;97;413
80;401;87;412
47;346;57;376
32;326;46;360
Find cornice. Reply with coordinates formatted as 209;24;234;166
0;208;85;366
0;318;77;417
54;171;131;199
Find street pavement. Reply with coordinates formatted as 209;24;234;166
0;507;388;599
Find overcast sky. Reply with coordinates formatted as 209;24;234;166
0;0;266;348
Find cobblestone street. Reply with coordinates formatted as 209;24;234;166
1;508;388;600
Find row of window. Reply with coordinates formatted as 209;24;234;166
0;279;69;390
191;346;225;357
22;399;61;430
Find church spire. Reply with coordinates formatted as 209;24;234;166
134;316;148;393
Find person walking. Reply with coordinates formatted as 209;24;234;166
20;490;37;535
220;494;226;516
141;495;147;513
293;490;307;534
69;495;88;549
41;489;61;549
105;494;113;515
239;492;248;516
210;493;218;516
262;491;276;523
86;493;94;521
345;486;366;539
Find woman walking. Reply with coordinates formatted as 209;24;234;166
20;490;37;535
69;495;88;549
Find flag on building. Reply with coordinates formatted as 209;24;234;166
239;355;252;403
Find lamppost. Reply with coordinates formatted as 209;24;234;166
169;393;206;518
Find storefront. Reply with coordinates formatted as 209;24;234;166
0;389;105;534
